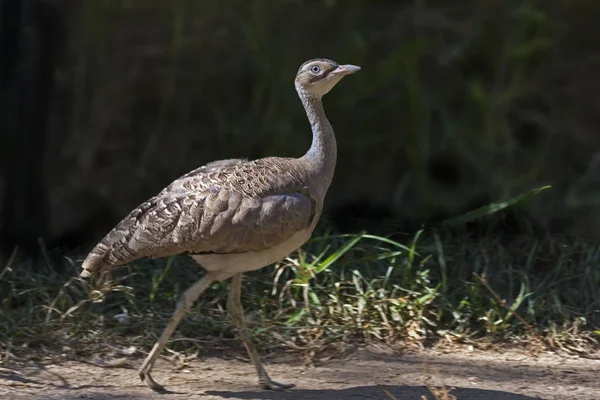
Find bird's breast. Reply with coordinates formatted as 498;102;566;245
192;227;313;279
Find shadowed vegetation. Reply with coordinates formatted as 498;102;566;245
1;0;599;251
1;196;598;360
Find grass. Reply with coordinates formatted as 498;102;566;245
0;193;598;400
1;214;598;365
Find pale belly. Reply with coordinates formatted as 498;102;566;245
191;229;312;280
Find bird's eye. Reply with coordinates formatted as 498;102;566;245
309;65;321;74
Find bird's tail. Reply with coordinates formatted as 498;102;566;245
80;244;110;278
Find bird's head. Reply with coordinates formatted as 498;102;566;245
295;58;360;98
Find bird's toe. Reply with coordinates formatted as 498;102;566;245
140;371;167;393
261;380;295;391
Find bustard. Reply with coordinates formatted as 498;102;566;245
80;58;360;391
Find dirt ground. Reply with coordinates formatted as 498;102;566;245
1;346;599;400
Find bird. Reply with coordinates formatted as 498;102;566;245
80;58;360;392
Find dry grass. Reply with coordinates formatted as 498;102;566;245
1;221;598;366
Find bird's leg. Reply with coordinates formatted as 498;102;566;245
138;273;215;392
227;273;295;391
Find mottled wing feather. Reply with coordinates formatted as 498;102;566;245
157;158;248;197
80;157;313;277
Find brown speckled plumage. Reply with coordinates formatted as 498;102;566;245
79;58;360;392
81;157;315;276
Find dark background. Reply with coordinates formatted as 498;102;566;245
2;0;600;258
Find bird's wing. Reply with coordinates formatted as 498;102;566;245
156;158;249;197
81;158;314;276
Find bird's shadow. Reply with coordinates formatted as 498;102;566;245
206;385;541;400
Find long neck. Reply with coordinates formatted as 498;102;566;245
298;90;337;194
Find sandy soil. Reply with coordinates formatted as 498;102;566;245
1;346;599;400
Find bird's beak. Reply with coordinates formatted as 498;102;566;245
331;64;361;76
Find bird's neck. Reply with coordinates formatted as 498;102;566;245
298;91;337;196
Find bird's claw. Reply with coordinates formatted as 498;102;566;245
260;379;295;391
139;370;167;393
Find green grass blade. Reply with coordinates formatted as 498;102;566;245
440;185;552;226
312;232;365;274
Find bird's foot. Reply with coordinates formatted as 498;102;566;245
260;378;295;391
139;370;167;393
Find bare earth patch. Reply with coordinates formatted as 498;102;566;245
1;347;599;400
